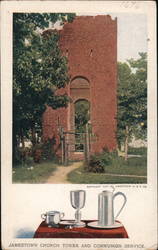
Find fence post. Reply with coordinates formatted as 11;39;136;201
65;143;69;166
85;123;90;164
63;134;67;165
61;128;64;165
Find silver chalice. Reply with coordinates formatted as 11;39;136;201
70;190;86;228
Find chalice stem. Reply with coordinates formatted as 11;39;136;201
75;209;81;224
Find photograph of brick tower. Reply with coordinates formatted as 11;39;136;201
13;13;147;184
43;15;117;162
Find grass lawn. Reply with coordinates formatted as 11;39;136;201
67;171;147;184
67;155;147;184
12;161;57;183
102;156;147;176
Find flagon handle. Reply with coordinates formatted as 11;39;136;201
113;192;127;219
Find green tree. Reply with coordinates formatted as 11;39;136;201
127;52;147;137
13;13;75;162
117;52;147;160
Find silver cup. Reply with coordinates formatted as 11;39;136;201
41;211;64;227
70;190;86;227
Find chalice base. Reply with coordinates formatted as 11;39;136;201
59;220;86;228
73;221;86;228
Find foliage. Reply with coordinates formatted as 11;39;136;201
13;147;33;167
117;52;147;153
88;155;105;173
75;100;90;133
13;13;75;163
74;100;90;151
29;138;57;163
14;138;57;166
87;150;118;173
41;138;56;161
24;156;34;166
127;52;147;138
32;146;42;163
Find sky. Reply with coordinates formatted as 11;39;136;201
76;13;148;62
114;13;147;62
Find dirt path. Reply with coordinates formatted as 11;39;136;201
46;162;82;184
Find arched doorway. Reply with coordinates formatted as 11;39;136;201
70;76;90;131
68;76;90;154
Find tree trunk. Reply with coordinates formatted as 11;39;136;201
124;125;129;161
31;126;36;146
21;135;25;148
20;127;25;148
13;129;18;165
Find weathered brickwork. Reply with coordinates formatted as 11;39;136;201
43;15;117;158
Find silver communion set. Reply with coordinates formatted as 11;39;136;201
41;189;127;229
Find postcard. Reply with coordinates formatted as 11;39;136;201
1;1;157;250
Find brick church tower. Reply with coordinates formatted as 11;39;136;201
43;15;117;159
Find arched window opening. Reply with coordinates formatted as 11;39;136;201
74;99;90;152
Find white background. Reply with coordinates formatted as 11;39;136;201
1;1;157;250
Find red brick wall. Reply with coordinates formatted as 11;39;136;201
43;15;117;158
